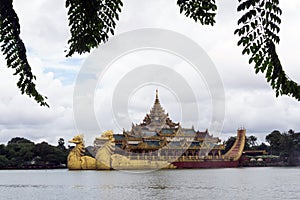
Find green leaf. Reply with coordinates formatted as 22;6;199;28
0;0;48;107
177;0;217;26
235;0;300;100
65;0;123;57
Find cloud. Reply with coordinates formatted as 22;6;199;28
14;0;70;57
1;0;300;146
0;53;76;145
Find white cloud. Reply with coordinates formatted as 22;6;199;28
0;52;75;145
0;0;300;146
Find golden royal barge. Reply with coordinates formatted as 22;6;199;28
67;90;246;170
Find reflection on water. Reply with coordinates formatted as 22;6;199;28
0;168;299;200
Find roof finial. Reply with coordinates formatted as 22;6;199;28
155;89;160;104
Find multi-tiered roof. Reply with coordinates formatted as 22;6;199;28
93;90;222;155
128;89;179;137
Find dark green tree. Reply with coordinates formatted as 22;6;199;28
248;135;258;147
0;144;7;155
0;137;70;168
7;137;34;145
223;136;236;153
57;138;66;150
33;141;68;165
256;142;268;151
266;130;282;155
0;144;9;168
265;130;300;165
5;137;35;167
0;155;9;168
289;132;300;165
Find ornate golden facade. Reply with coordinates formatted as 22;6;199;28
67;90;246;170
93;90;224;161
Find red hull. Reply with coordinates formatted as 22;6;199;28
172;160;240;169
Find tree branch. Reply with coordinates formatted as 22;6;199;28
0;0;48;107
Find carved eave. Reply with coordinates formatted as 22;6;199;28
157;127;178;137
141;114;151;126
165;116;179;128
174;127;181;136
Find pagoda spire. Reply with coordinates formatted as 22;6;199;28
155;89;159;104
150;89;166;120
129;89;180;135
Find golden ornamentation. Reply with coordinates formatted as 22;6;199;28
224;129;246;161
67;90;246;170
95;130;115;170
93;130;175;170
67;135;96;170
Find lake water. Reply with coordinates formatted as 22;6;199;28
0;167;299;200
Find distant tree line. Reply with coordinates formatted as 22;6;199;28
1;130;299;169
223;130;300;166
0;137;69;169
266;130;300;165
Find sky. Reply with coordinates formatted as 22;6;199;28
0;0;300;146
